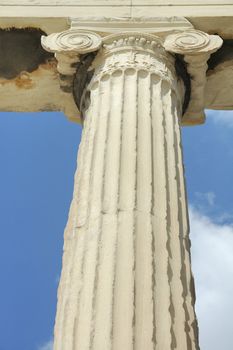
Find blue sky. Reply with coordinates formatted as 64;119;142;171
0;110;233;350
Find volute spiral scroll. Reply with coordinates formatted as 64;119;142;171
41;29;102;54
163;29;223;55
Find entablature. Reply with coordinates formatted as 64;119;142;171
1;1;233;39
0;3;232;124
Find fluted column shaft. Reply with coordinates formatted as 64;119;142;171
54;33;199;350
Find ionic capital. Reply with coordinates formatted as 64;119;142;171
41;19;223;125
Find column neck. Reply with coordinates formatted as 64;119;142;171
93;33;176;77
78;32;184;118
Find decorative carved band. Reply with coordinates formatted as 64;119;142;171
103;32;163;51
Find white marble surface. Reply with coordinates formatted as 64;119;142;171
0;0;232;5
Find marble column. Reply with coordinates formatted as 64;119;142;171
42;26;222;350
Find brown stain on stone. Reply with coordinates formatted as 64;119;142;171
0;77;34;89
0;58;58;89
14;74;35;89
32;59;58;77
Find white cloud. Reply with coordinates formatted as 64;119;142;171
190;206;233;350
215;211;233;225
38;339;53;350
207;110;233;128
195;191;216;207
